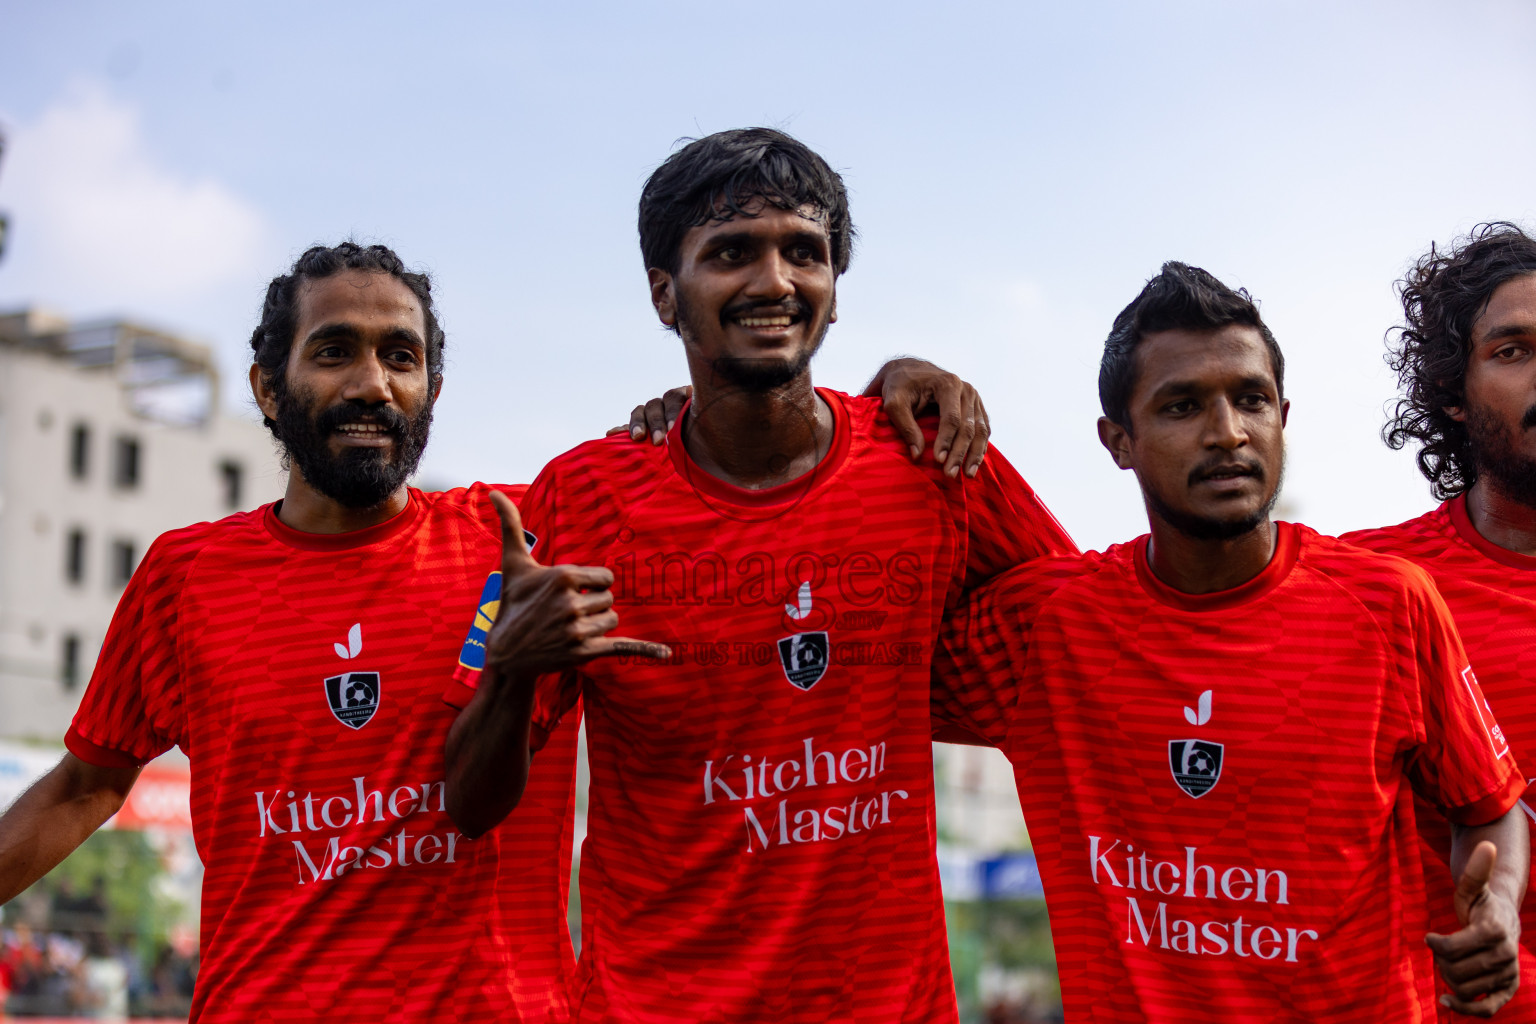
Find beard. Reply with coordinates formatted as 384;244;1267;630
270;376;433;509
679;292;830;393
1466;400;1536;508
1141;455;1285;542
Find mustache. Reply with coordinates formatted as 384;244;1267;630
719;297;814;325
1187;456;1265;487
314;402;409;437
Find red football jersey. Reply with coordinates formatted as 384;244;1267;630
450;389;1075;1023
933;523;1524;1024
1345;495;1536;1022
66;485;578;1024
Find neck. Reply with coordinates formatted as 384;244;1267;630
276;471;411;534
1465;479;1536;557
682;364;833;490
1145;516;1278;594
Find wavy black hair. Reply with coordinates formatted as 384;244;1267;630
638;128;855;278
1384;222;1536;499
1099;261;1284;430
249;242;445;432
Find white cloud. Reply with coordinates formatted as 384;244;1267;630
0;82;266;310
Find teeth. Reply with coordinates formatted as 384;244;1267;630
737;316;793;327
338;423;384;433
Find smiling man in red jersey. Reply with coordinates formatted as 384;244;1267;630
933;262;1529;1023
443;128;1075;1024
1343;223;1536;1020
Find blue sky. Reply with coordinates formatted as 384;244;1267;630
3;1;1533;549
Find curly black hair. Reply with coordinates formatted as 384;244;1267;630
1384;223;1536;499
638;128;855;279
250;242;445;433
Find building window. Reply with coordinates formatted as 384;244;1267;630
110;539;136;588
219;459;244;510
70;423;91;480
62;634;81;691
113;436;141;489
65;528;86;584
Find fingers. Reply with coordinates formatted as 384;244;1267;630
658;386;692;440
586;637;673;661
1441;980;1517;1018
964;387;992;478
885;397;925;461
932;376;970;477
1457;842;1498;919
491;491;536;573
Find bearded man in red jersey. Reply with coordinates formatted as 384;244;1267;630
1343;223;1536;1021
933;261;1529;1023
0;239;986;1024
444;128;1075;1024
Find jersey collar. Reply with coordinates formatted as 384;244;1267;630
1447;492;1536;571
1133;521;1301;612
263;488;425;551
666;387;851;508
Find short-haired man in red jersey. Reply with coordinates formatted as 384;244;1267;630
934;262;1529;1022
1345;222;1536;1020
443;128;1076;1024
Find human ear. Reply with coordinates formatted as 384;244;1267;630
1097;416;1135;470
648;268;677;327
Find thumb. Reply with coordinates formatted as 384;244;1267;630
1455;840;1498;924
490;491;538;574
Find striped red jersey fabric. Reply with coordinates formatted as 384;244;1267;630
933;522;1524;1024
1344;495;1536;1023
450;389;1075;1023
66;484;579;1024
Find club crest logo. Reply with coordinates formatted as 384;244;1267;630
325;623;380;729
777;632;829;691
1168;688;1222;798
325;671;382;729
1168;739;1223;798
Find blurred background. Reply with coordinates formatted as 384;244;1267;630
1;1;1533;1019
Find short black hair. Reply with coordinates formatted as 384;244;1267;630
250;242;444;432
638;128;855;277
1384;222;1536;499
1099;261;1284;429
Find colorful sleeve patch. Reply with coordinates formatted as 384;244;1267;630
457;571;502;673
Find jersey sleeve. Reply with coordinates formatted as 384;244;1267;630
65;532;199;767
442;473;580;749
931;561;1068;749
956;445;1077;593
1400;572;1525;825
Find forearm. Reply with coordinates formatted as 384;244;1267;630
443;668;537;839
1454;808;1531;907
0;755;136;903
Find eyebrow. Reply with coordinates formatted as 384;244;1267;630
705;228;829;250
303;322;425;348
1149;375;1276;399
1480;322;1536;344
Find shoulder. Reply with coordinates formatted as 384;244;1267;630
1295;524;1443;609
142;507;266;568
980;546;1122;611
1339;506;1450;559
417;482;528;536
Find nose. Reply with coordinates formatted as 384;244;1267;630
744;249;794;300
1203;398;1248;449
341;352;392;405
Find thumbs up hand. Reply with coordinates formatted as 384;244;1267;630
1427;840;1522;1017
483;491;671;679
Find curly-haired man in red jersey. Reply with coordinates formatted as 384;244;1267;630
1345;222;1536;1021
934;262;1529;1022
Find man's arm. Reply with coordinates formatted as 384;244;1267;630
1427;811;1530;1017
443;493;669;838
0;754;140;903
612;357;992;477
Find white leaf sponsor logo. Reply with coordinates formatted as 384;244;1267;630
785;581;812;621
333;623;362;660
1183;689;1212;727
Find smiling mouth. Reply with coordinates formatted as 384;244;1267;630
334;422;392;439
733;314;797;329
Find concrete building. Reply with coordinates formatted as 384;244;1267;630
0;308;283;741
